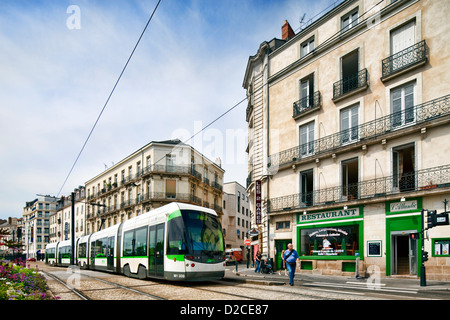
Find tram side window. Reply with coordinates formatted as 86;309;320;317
46;248;55;259
135;227;148;256
98;238;107;258
123;227;148;257
78;243;87;258
60;246;72;259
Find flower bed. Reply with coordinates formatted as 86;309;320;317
0;258;54;300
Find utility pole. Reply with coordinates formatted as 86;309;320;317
420;209;426;287
71;192;75;265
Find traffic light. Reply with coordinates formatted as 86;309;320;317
410;232;420;240
427;210;437;229
427;210;450;229
422;251;429;262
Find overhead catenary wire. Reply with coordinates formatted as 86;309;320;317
57;0;162;197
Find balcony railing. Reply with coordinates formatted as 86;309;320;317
269;94;450;168
293;91;321;119
381;40;428;81
268;164;450;213
333;68;368;100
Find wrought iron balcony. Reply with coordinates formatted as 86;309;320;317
269;94;450;169
293;91;321;119
268;164;450;213
333;68;368;101
381;40;428;81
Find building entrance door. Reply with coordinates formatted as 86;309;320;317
391;231;418;275
274;239;292;271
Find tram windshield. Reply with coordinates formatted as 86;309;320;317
167;209;224;256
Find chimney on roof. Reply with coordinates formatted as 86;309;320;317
282;20;295;40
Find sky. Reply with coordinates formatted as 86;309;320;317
0;0;340;220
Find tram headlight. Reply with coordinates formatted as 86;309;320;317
191;263;195;267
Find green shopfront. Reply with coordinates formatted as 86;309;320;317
385;198;422;277
296;206;364;274
295;198;423;277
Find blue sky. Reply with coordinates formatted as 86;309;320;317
0;0;340;220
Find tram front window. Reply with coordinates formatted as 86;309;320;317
167;210;224;256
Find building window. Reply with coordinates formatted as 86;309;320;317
166;154;176;172
300;74;314;108
300;169;314;207
166;180;176;198
340;103;359;143
300;37;314;57
340;49;360;95
276;221;290;230
341;8;358;32
391;81;415;128
299;121;315;157
393;143;415;192
390;20;415;56
342;157;359;200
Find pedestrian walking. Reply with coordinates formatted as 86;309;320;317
278;250;287;276
254;251;262;273
283;243;299;286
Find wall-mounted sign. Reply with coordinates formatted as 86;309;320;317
390;200;418;213
367;240;382;257
299;207;361;223
248;228;260;237
255;180;262;225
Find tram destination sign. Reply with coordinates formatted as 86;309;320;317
299;207;361;223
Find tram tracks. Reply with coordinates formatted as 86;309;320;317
41;267;261;300
41;269;167;300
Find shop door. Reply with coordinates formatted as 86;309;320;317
391;231;417;275
149;223;165;277
274;239;291;271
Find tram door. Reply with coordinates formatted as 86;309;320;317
149;223;165;277
107;236;114;271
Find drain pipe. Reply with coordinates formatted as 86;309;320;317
265;46;270;259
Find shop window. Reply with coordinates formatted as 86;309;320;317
299;224;359;257
433;239;450;256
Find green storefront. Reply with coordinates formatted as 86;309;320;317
296;206;364;273
295;198;424;276
385;197;422;276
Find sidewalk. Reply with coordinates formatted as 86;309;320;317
223;265;450;292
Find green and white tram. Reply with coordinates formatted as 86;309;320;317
45;202;226;281
45;242;57;266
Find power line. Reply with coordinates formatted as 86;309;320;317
57;0;162;197
149;96;248;170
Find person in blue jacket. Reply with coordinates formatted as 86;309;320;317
283;243;300;286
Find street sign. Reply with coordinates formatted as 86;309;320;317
244;239;251;246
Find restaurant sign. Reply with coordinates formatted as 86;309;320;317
299;207;361;223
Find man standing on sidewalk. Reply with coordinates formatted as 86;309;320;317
284;243;299;286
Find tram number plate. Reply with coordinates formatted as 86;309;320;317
173;273;185;279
